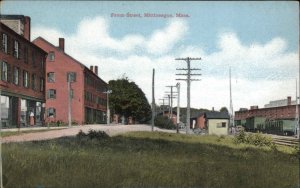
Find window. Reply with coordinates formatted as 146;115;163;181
1;62;8;81
70;89;74;99
24;46;28;64
40;78;44;92
67;72;76;82
47;108;56;118
13;66;19;85
47;89;56;99
23;70;29;88
222;122;226;128
13;40;19;58
2;33;7;53
31;74;36;90
32;51;35;66
41;56;45;69
48;52;55;61
47;72;55;82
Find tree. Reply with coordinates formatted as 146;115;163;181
108;78;152;123
220;107;229;114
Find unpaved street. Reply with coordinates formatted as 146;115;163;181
2;124;176;143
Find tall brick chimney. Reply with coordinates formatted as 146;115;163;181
24;16;31;41
90;66;94;72
94;66;98;75
59;38;65;52
287;96;291;106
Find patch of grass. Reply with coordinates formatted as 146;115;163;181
2;131;298;188
0;129;65;138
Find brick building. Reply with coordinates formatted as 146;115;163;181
0;16;47;128
33;37;107;125
235;96;300;125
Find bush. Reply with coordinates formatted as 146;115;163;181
234;131;273;147
76;129;110;140
154;116;175;130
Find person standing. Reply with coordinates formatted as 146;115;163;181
30;111;35;126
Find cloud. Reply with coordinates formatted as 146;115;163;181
31;17;298;110
146;20;188;54
32;16;188;56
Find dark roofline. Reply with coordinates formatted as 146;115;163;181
33;36;107;84
84;67;107;85
0;15;26;20
0;22;47;55
33;36;86;67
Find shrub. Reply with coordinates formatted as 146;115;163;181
233;130;246;144
76;129;110;140
154;116;175;130
234;131;273;147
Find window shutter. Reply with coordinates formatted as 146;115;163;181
47;90;50;99
54;108;56;118
7;64;11;83
6;36;10;55
18;42;21;59
0;33;2;51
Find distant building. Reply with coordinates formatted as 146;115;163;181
33;37;107;125
235;99;300;127
264;96;296;108
0;15;47;128
191;111;229;135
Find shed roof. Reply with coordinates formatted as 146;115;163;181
204;111;230;119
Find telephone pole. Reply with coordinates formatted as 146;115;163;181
166;85;177;120
176;82;180;133
175;57;201;134
229;67;235;133
151;69;155;131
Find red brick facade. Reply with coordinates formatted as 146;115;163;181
33;37;107;125
235;104;300;121
0;21;47;128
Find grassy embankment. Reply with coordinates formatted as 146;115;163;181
2;131;299;188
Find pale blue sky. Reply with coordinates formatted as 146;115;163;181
1;1;299;109
2;1;298;52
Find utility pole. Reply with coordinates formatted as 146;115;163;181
229;67;235;133
175;57;201;134
166;85;177;121
67;77;72;128
0;88;3;188
176;82;180;133
151;69;155;131
103;90;112;125
296;79;299;137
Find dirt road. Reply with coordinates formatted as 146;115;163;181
2;124;176;143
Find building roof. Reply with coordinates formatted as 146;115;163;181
0;22;46;54
33;36;107;85
204;111;230;119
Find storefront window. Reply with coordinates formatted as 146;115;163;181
20;99;28;126
1;96;9;119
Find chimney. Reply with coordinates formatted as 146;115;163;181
59;38;65;52
287;96;291;106
94;66;98;75
212;107;214;111
90;66;94;72
24;16;31;41
250;106;259;110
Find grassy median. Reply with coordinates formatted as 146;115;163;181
2;131;299;188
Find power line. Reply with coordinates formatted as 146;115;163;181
175;57;201;134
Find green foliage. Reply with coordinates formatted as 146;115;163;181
220;107;229;113
76;129;110;140
234;131;273;147
154;116;175;130
109;78;152;123
2;132;298;188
